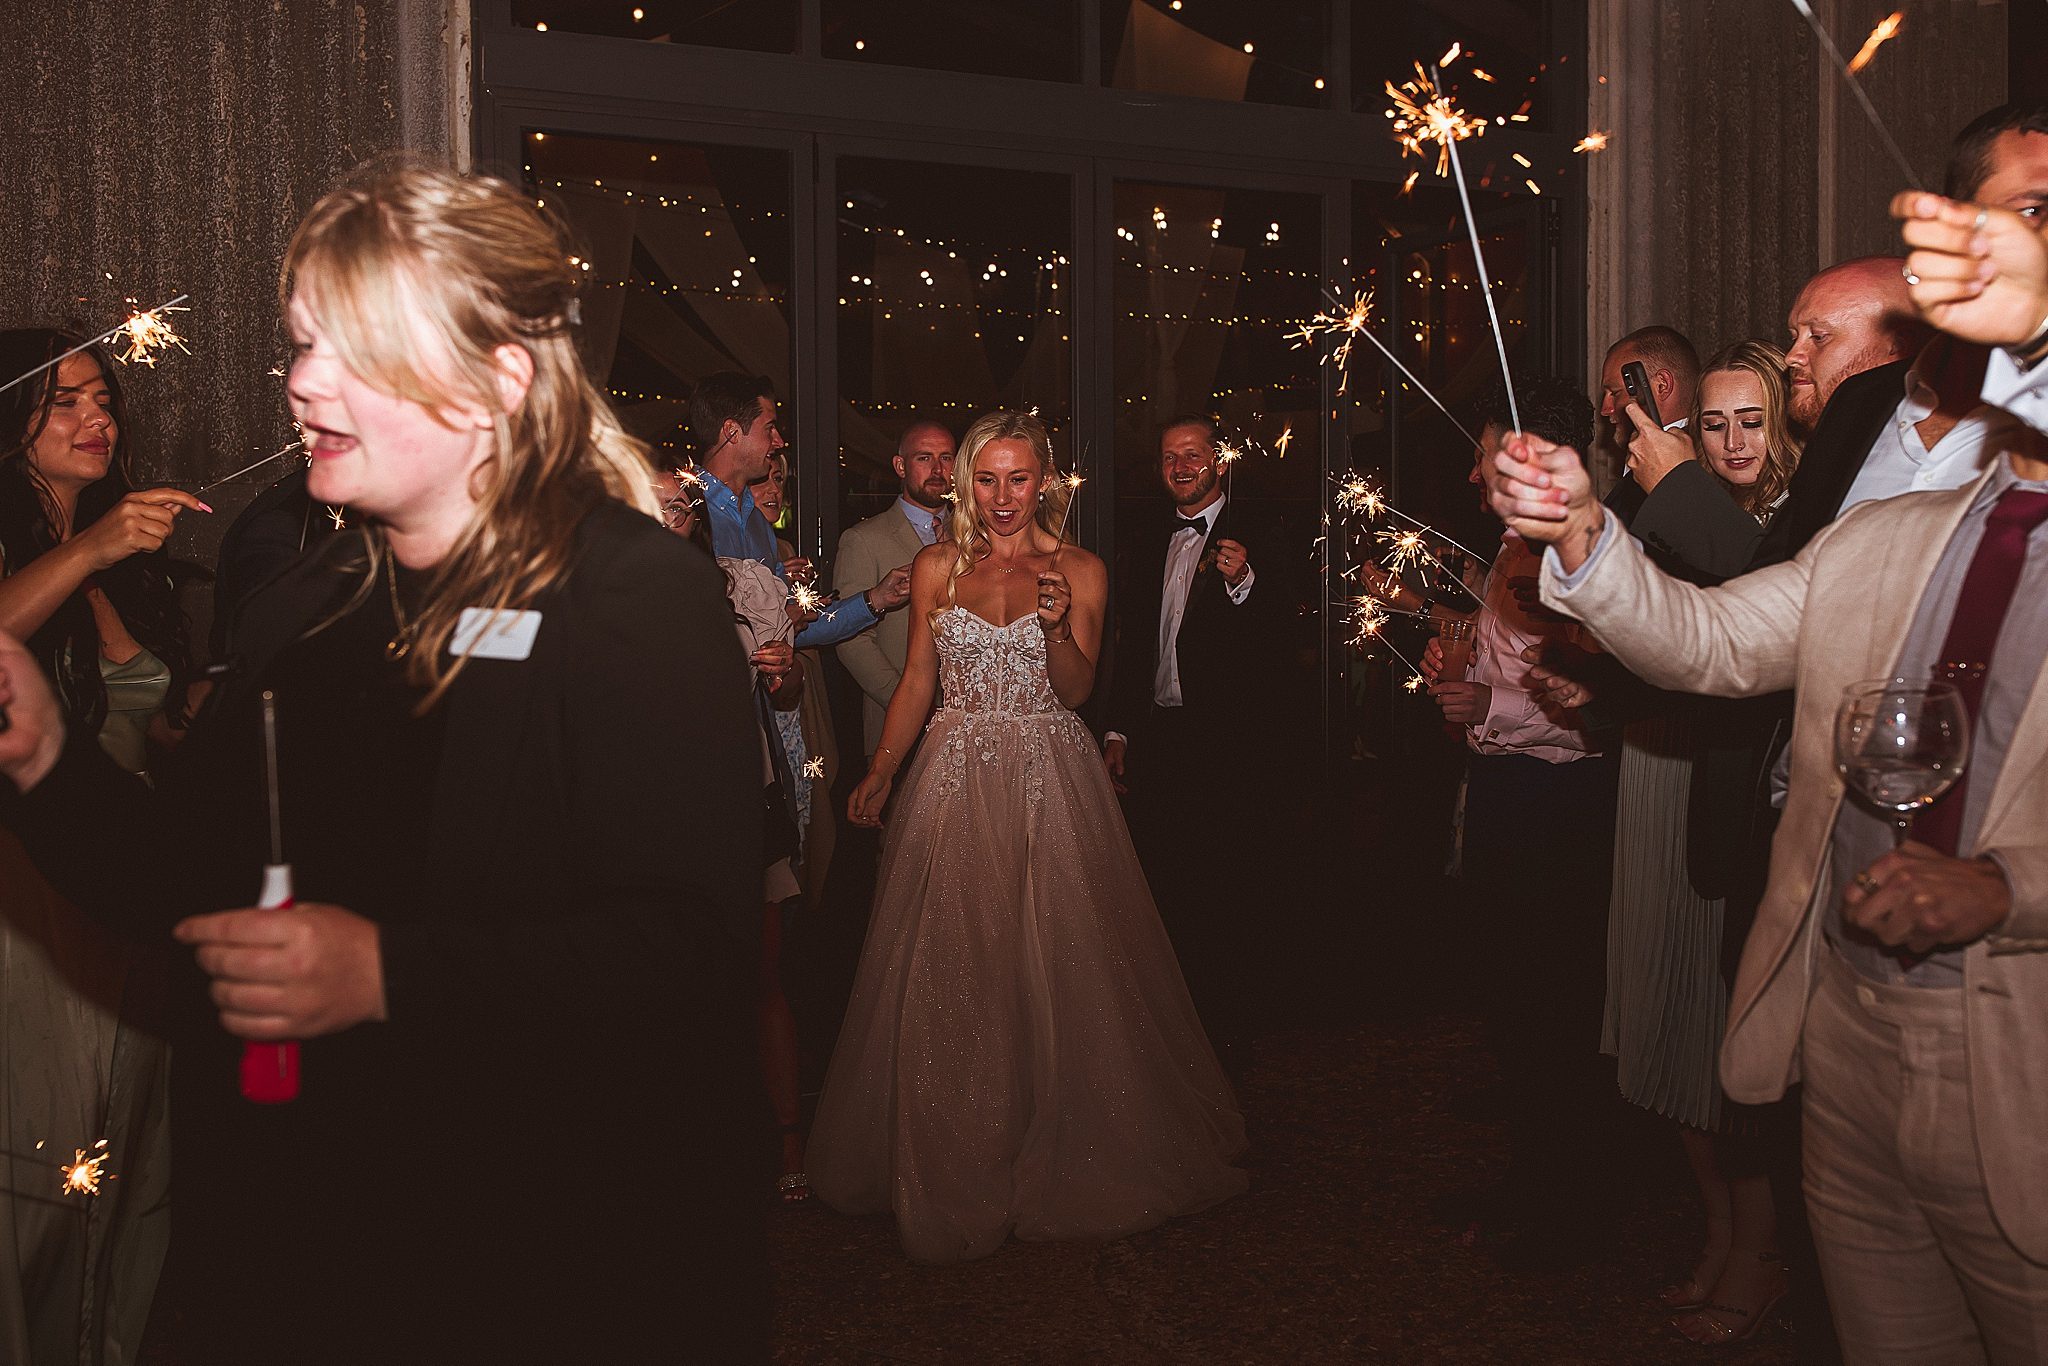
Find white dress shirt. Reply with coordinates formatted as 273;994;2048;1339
1154;498;1256;704
1983;346;2048;436
1838;359;2025;510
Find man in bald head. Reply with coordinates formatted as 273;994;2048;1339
1784;257;1926;430
1759;98;2048;566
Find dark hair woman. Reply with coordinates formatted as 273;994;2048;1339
0;164;767;1364
0;327;202;1362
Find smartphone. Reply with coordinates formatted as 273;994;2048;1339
1621;360;1663;432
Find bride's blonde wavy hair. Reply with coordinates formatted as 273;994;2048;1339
280;158;657;709
929;410;1073;629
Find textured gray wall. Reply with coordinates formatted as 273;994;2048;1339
0;0;458;593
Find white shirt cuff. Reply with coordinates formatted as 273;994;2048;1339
1226;564;1255;604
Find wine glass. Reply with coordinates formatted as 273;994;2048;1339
1832;679;1970;844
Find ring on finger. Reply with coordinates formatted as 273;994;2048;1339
1853;870;1884;896
1903;267;1921;285
1974;207;1991;232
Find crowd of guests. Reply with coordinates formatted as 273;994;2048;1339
0;92;2044;1365
1381;97;2048;1362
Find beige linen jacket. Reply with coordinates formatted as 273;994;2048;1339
1542;467;2048;1262
833;505;925;754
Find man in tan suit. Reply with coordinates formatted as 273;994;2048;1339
833;420;955;756
1487;296;2048;1359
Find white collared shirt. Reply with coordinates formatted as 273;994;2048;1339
1153;497;1254;707
1838;362;2024;510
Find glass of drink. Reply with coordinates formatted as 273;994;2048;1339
1436;617;1474;682
1832;679;1970;844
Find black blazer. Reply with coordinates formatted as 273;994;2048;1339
1103;501;1279;753
4;498;768;1364
1754;357;1911;567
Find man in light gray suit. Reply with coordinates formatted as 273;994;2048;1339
833;419;955;756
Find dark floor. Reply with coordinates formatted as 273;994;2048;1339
767;749;1815;1364
770;1010;1800;1365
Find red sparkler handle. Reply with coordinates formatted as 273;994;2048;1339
238;863;301;1104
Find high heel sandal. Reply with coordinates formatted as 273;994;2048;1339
1668;1252;1789;1346
777;1123;812;1205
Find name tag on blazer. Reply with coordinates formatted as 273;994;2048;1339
451;607;542;661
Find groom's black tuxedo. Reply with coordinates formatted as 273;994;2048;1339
1103;499;1281;762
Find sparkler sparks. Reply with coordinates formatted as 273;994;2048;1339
1376;527;1430;578
0;292;193;397
1273;424;1294;460
1385;63;1488;179
112;298;191;366
1573;130;1610;155
788;580;828;614
1291;290;1483;448
802;756;826;780
1847;10;1904;73
1332;473;1384;521
61;1141;111;1198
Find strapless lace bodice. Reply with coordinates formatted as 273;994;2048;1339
934;607;1063;717
922;607;1090;803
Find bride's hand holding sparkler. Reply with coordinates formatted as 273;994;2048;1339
0;630;65;788
175;902;387;1040
1488;432;1604;571
1624;406;1693;493
1893;192;2048;353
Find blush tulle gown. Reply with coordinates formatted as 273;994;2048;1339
809;606;1248;1262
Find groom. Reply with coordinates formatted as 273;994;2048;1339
1101;415;1277;1015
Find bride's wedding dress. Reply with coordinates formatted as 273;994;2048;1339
809;606;1247;1262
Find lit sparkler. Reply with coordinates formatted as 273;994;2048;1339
1787;0;1921;188
61;1140;111;1198
1573;130;1610;155
1273;424;1294;459
1847;10;1904;74
0;293;193;397
802;756;826;780
788;580;828;615
1385;63;1488;179
1291;290;1482;448
1050;471;1086;544
1377;527;1430;578
194;439;306;493
112;298;191;367
1344;594;1429;691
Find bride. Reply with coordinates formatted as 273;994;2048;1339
808;410;1247;1263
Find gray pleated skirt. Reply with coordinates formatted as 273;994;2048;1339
1601;714;1731;1132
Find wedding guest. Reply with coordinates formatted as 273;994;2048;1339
834;418;954;758
1491;276;2048;1354
1596;325;1700;522
1419;379;1621;1267
0;163;766;1364
1760;100;2048;567
0;327;198;1365
686;371;910;648
1604;342;1806;1344
810;410;1245;1262
755;448;842;896
1783;257;1926;431
654;460;814;1206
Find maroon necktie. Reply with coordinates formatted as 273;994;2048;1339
1912;488;2048;855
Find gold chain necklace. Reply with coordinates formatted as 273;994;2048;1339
384;562;420;662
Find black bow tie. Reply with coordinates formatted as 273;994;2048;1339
1175;516;1210;534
